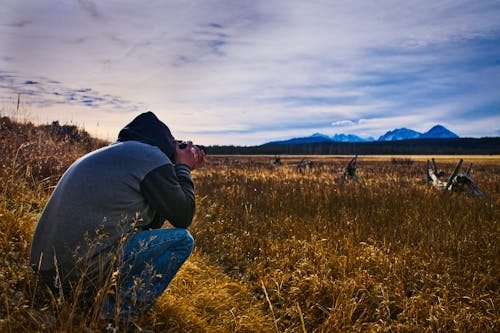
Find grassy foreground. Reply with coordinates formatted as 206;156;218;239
1;117;499;332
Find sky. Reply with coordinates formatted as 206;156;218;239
1;0;499;145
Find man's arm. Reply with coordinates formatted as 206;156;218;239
140;140;205;229
140;163;195;228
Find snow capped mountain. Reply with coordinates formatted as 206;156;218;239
331;133;374;142
263;125;459;145
378;128;421;141
283;132;374;143
310;132;330;139
419;125;459;139
377;125;459;141
266;134;332;145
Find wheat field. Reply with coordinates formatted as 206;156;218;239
1;117;499;332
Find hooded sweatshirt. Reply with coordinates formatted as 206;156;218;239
30;111;195;277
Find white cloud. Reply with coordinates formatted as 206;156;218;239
331;120;355;127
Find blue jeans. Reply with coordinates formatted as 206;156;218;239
101;228;194;322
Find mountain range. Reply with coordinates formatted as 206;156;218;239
266;125;459;145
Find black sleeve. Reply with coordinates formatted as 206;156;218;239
140;164;195;229
145;212;165;230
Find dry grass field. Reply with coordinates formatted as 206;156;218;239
1;117;499;332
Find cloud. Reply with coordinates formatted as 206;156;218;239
77;0;100;19
331;120;355;127
1;0;499;144
0;71;146;113
208;23;224;29
3;20;32;28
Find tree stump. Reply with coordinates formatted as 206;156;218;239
342;155;359;180
425;158;488;198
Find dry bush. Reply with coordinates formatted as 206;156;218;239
0;117;109;332
391;157;414;165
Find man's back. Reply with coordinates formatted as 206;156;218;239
30;141;169;276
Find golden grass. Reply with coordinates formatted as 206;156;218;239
151;253;274;332
189;158;499;332
1;117;499;332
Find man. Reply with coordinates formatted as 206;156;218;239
30;111;205;324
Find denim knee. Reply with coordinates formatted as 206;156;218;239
177;229;194;260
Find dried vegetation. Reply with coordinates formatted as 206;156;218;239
1;117;499;332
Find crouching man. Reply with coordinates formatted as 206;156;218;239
30;111;205;327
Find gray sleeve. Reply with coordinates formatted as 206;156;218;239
140;163;195;229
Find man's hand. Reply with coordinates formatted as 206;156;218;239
173;140;206;170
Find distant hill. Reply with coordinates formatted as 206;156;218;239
266;134;332;145
378;125;459;141
266;132;374;145
419;125;459;139
265;124;459;145
331;133;375;142
378;128;421;141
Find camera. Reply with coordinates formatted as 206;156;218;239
177;140;207;154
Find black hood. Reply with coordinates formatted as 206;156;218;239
117;111;175;160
